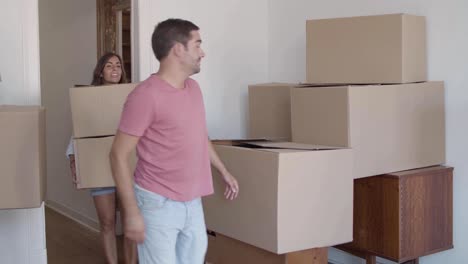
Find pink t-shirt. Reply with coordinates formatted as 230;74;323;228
118;74;213;201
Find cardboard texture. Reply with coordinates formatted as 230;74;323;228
248;83;295;140
248;83;326;141
69;83;138;138
74;136;137;189
306;14;427;84
0;106;46;209
291;81;445;179
203;140;353;254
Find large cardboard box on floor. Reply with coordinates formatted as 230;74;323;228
0;106;46;209
70;83;138;138
291;81;445;179
203;140;353;254
74;136;137;189
306;14;426;84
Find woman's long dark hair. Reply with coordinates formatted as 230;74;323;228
91;52;128;86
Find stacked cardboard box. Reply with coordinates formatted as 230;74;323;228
248;83;296;141
207;13;450;263
306;14;426;84
290;81;445;179
69;83;138;189
0;106;46;209
249;81;445;179
249;14;445;179
205;140;353;254
295;14;445;179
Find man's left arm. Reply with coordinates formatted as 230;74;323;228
208;139;239;200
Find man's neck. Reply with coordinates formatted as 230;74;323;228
156;64;190;89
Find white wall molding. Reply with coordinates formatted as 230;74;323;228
134;0;156;81
1;0;41;105
0;0;47;263
131;0;139;82
21;0;41;105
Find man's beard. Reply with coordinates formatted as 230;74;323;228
192;64;201;74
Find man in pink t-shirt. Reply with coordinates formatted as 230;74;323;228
110;19;239;264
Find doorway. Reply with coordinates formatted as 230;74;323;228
97;0;133;81
38;0;134;263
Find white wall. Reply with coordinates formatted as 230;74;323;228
136;0;270;139
268;0;468;263
0;0;41;105
138;1;468;263
39;0;100;229
0;0;47;263
37;0;465;263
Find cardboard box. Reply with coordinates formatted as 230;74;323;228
203;140;353;254
74;136;137;189
0;106;46;209
291;81;445;179
206;231;328;264
69;83;138;138
248;83;336;140
248;83;294;140
306;14;426;84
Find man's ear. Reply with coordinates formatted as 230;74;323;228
172;42;185;58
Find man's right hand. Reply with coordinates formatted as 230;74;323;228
124;212;145;243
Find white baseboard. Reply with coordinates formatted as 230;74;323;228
45;200;100;233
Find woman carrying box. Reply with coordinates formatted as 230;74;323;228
66;52;137;264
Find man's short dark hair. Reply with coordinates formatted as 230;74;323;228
151;18;199;61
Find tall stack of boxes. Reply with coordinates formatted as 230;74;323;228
205;14;452;263
69;83;138;189
301;14;451;262
297;14;445;179
0;106;46;209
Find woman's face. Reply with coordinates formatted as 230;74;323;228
101;56;122;84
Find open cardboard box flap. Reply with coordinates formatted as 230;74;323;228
212;139;343;151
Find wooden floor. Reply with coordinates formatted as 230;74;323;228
45;206;125;264
46;206;332;264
